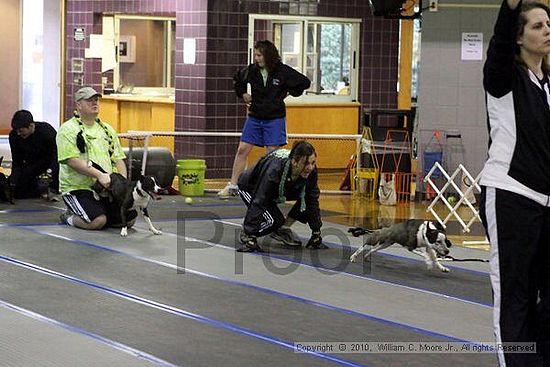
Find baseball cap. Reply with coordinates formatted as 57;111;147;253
75;87;102;102
11;110;34;130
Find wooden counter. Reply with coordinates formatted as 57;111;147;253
99;95;175;152
102;94;175;104
99;97;360;169
248;102;361;169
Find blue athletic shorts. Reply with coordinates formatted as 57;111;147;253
241;116;287;147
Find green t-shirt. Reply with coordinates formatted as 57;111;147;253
57;116;126;193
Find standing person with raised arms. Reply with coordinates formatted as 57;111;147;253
481;1;550;365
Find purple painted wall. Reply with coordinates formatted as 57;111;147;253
65;0;399;176
65;0;175;112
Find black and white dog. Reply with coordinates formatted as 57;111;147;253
349;219;452;272
92;173;162;237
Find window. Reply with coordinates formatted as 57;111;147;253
249;15;361;103
411;17;421;101
104;15;175;94
22;0;61;128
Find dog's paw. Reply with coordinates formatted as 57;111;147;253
439;265;450;273
151;228;162;235
425;262;434;270
350;254;357;262
120;227;128;237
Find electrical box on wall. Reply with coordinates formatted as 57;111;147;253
73;75;83;86
429;0;438;12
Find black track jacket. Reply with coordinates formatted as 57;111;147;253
238;150;322;232
234;62;310;120
9;121;57;183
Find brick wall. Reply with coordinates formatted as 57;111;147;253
64;0;399;176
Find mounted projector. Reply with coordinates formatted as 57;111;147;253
369;0;423;19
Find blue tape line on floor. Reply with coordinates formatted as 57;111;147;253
0;254;370;367
19;225;482;342
0;298;180;367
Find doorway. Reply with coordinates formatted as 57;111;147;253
21;0;61;128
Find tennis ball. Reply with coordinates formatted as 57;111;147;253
447;195;456;205
185;197;193;204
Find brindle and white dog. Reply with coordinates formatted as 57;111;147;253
0;157;14;204
349;219;453;272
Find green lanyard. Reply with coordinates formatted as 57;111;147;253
271;149;306;212
74;114;115;163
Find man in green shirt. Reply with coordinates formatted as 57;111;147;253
57;86;136;230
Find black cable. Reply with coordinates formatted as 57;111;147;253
439;255;489;263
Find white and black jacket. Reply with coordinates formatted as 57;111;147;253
482;0;550;205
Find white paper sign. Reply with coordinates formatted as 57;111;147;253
461;32;483;61
102;17;114;39
84;34;116;72
99;18;117;72
101;36;117;72
184;38;196;64
86;34;104;58
74;27;85;41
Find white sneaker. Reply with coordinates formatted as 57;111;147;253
59;210;74;226
218;182;239;199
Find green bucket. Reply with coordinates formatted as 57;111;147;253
177;159;206;196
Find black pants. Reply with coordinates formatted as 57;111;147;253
11;167;40;199
480;187;550;367
240;189;309;237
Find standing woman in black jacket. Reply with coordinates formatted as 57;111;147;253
481;1;550;366
218;40;311;198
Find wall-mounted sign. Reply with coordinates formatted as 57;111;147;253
461;32;483;61
74;27;85;41
71;58;84;73
184;38;196;65
73;75;83;86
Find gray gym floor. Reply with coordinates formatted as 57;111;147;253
0;195;496;366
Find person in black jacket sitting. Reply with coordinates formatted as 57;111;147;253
218;40;311;199
237;140;326;252
9;110;59;199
